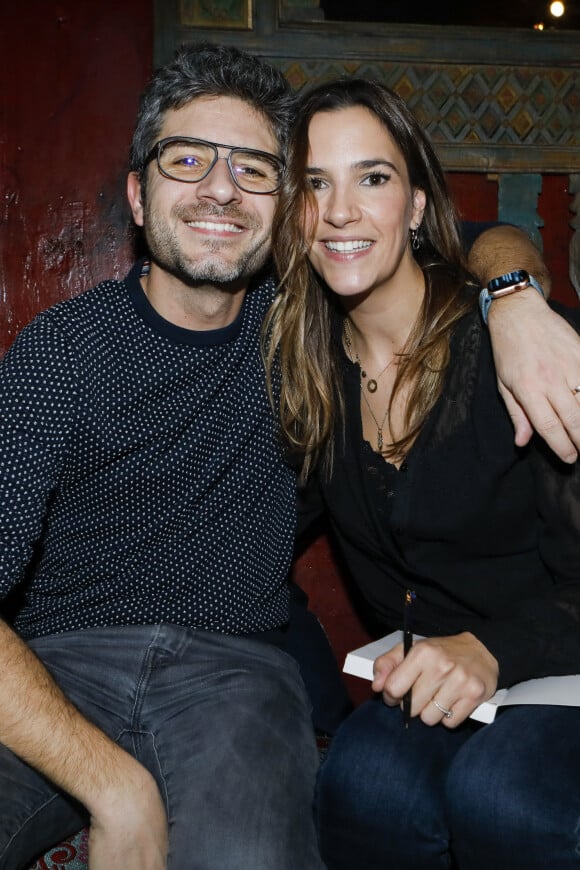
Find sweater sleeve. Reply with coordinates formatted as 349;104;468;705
0;314;79;600
473;439;580;687
296;478;325;540
459;220;506;255
473;308;580;687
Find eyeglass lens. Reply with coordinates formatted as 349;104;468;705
158;140;281;193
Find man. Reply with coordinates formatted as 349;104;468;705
1;41;579;870
0;42;320;870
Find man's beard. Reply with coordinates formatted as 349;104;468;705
143;202;271;290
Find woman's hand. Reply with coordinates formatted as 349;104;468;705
371;632;499;727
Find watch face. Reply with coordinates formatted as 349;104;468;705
487;269;530;296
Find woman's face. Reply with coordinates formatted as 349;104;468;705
305;105;425;302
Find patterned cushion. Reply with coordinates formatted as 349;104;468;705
28;829;88;870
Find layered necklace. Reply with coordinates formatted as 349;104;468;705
344;318;394;394
343;318;397;452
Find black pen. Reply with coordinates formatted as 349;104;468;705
403;589;416;729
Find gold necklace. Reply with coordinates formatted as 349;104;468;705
343;319;394;393
343;318;396;452
361;389;390;451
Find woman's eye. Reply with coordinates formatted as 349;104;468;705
307;176;326;191
363;172;389;186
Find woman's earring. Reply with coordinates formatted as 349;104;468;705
410;227;420;251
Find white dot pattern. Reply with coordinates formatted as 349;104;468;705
0;261;296;639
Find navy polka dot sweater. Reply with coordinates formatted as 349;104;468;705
0;261;296;639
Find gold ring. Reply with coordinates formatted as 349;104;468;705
572;386;580;395
432;700;453;719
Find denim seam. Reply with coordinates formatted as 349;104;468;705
0;792;61;862
128;627;170;813
130;624;164;730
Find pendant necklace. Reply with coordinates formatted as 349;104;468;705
343;318;396;452
344;318;394;393
361;390;390;451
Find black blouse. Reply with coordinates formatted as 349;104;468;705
298;303;580;688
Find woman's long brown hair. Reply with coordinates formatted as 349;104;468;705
263;78;475;481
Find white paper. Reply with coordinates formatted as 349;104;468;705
343;631;580;724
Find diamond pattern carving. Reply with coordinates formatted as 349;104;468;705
275;58;580;168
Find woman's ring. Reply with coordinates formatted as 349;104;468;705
432;700;453;719
572;386;580;395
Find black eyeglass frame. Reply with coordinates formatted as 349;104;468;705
143;136;285;195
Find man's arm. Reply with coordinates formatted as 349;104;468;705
467;225;580;463
0;617;168;868
468;224;552;295
0;320;168;868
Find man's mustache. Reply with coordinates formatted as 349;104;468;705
175;202;261;230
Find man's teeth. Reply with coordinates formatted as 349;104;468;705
187;220;242;233
324;240;372;253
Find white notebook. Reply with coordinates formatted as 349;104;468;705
343;630;580;724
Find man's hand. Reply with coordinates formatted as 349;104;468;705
488;289;580;463
466;223;580;463
372;632;499;727
88;765;168;869
0;619;168;868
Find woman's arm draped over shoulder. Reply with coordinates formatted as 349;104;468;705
467;225;580;463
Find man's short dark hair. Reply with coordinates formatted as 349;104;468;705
130;41;296;182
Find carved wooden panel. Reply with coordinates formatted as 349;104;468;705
153;0;580;294
154;0;580;173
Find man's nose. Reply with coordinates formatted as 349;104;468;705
194;156;242;204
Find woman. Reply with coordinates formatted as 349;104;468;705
264;79;580;869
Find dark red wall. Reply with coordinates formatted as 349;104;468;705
1;1;152;355
1;4;575;361
1;3;577;707
448;172;576;304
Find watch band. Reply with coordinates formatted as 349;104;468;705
479;273;544;325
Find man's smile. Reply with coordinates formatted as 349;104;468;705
185;219;243;234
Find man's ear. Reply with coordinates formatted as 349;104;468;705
127;172;145;227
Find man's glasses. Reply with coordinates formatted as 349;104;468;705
144;136;284;195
